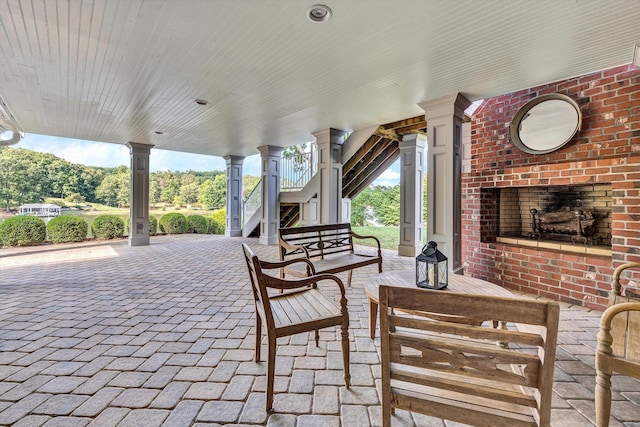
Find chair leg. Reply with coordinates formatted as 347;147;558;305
255;314;262;362
341;319;351;388
346;270;352;287
266;335;276;412
314;329;320;347
595;369;612;427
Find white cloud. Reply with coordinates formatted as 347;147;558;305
20;134;129;168
17;133;265;175
372;161;400;186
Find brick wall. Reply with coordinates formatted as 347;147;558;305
463;64;640;310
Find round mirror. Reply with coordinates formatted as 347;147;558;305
509;94;581;154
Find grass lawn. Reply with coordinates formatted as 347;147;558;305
352;226;400;250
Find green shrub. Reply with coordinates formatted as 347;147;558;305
47;216;88;243
149;215;158;236
209;208;226;235
207;217;224;235
159;213;187;234
0;215;47;246
186;215;208;234
91;215;125;239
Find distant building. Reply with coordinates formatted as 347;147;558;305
18;203;61;217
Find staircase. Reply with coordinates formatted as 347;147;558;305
243;114;427;234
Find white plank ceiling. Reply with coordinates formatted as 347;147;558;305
1;0;639;158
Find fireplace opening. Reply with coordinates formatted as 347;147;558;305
481;184;612;248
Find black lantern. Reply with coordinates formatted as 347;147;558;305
416;241;448;289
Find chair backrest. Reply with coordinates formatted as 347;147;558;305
242;243;275;328
609;262;640;306
379;285;560;427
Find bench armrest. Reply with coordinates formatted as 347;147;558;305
278;236;310;259
350;231;382;255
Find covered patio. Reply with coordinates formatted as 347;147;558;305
1;235;637;426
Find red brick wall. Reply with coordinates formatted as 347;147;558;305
463;64;640;310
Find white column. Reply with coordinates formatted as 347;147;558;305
224;155;243;237
314;128;346;224
398;133;426;257
127;142;153;247
258;145;283;245
419;93;471;273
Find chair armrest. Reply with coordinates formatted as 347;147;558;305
611;262;640;297
350;231;382;254
259;257;316;275
265;272;347;296
599;302;640;330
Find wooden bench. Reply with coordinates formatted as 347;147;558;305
278;223;382;287
379;286;560;427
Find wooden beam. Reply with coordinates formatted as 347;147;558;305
343;133;384;174
343;138;394;190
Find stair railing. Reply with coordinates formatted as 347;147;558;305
242;178;262;227
280;143;317;192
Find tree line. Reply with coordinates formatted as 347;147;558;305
1;147;420;227
0;147;259;210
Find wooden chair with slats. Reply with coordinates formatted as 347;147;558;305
379;285;559;427
242;243;350;412
596;262;640;427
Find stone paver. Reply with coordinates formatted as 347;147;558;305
1;235;638;426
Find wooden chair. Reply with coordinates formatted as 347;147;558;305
596;262;640;426
241;243;350;412
379;285;559;427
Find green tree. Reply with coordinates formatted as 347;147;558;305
179;174;199;205
209;174;227;210
159;172;179;203
95;172;129;207
198;179;217;208
0;148;44;209
350;186;376;227
149;173;161;205
376;185;400;226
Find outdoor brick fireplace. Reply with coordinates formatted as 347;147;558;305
462;64;640;310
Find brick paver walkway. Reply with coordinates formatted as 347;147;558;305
1;235;639;426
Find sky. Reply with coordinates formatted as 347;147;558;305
16;133;401;186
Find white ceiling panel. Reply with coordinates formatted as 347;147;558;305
1;0;639;158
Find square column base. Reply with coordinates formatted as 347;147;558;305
398;244;422;258
129;235;150;247
259;235;278;246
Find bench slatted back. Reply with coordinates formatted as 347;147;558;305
380;286;559;427
279;223;354;260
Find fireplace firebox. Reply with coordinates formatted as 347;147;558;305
482;184;612;248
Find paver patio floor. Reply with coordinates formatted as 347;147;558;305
1;235;639;426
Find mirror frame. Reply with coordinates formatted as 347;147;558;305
509;93;582;154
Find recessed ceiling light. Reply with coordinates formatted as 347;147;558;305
307;4;332;23
195;99;209;106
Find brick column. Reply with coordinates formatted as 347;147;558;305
258;145;283;245
419;93;471;273
398;133;426;257
224;155;244;237
127;142;153;247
